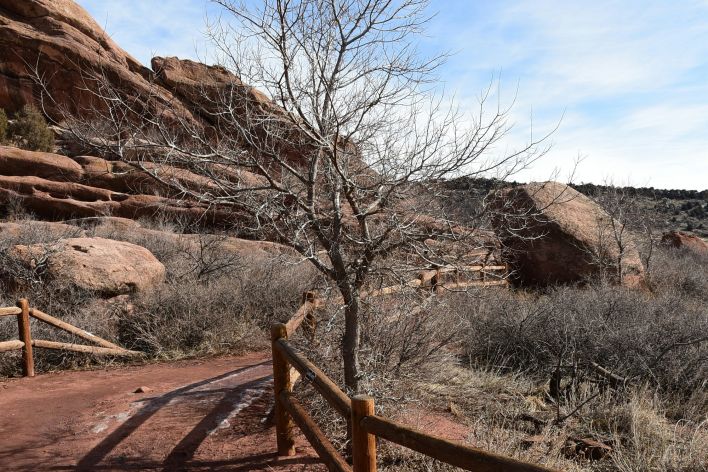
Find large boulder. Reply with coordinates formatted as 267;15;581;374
491;181;645;287
7;237;165;295
661;231;708;255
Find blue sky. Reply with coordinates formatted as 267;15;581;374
77;0;708;190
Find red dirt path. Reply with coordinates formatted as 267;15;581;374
0;352;325;471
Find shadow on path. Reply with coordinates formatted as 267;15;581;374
74;360;271;471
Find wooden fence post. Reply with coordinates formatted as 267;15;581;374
16;299;34;378
303;291;318;344
352;395;377;472
271;323;296;456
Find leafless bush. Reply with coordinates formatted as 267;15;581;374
117;257;316;357
292;245;705;471
646;246;708;300
291;289;462;456
459;279;707;401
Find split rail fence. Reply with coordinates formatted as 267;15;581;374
0;299;141;377
271;264;559;472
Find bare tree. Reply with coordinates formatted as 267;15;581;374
587;181;655;284
33;0;553;391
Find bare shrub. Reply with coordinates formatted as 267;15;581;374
290;245;705;471
459;277;707;401
116;278;264;358
290;289;462;457
646;246;708;300
117;257;316;357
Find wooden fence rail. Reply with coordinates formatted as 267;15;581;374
271;322;558;472
0;299;141;377
270;261;558;472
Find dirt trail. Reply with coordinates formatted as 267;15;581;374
0;352;325;471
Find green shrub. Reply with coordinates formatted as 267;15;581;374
9;105;54;152
0;108;7;143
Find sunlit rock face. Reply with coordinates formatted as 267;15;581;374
491;181;645;288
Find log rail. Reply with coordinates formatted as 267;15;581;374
271;323;558;472
0;299;141;377
271;262;558;472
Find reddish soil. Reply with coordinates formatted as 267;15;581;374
0;352;325;471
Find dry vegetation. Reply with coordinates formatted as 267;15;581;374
0;207;705;472
290;246;707;472
0;214;318;375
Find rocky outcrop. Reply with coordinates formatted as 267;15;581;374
68;216;299;261
0;1;277;133
0;0;196;123
661;231;708;255
491;181;645;288
0;146;247;226
7;237;165;295
152;56;274;124
0;0;307;125
74;155;222;196
151;56;327;169
0;145;83;181
0;173;239;224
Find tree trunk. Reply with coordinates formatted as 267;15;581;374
341;290;361;392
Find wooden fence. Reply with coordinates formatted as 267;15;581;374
0;299;141;377
270;265;559;472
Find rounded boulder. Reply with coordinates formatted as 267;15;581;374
8;237;166;296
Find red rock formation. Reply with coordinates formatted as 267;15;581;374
491;181;645;288
8;237;166;295
0;145;83;181
0;146;257;226
151;56;317;168
0;173;239;225
151;56;274;124
0;0;196;122
661;231;708;255
74;155;221;196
